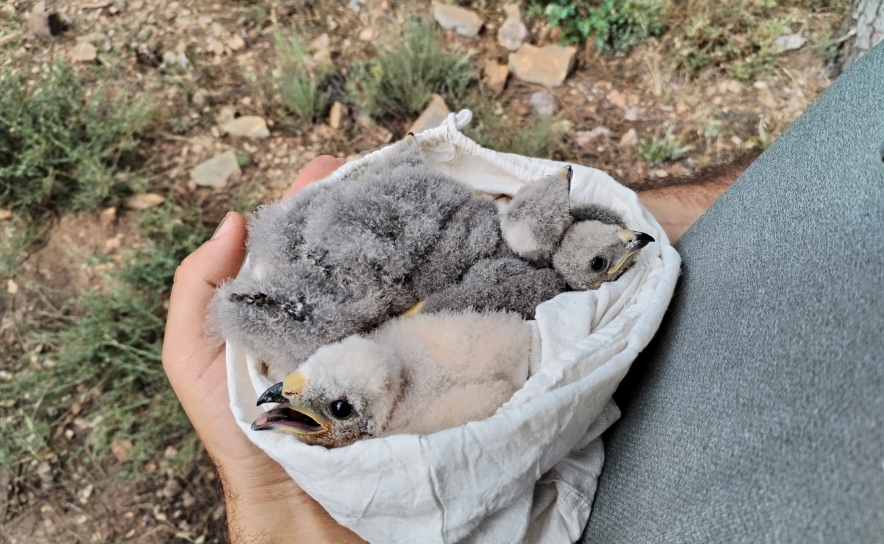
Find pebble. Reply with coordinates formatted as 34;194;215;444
482;60;508;94
27;11;64;38
618;128;638;147
509;43;576;87
310;33;330;51
162;477;183;499
408;94;450;134
7;279;18;294
358;27;374;41
329;101;346;129
774;33;805;51
221;116;270;138
575;127;611;146
191;151;242;188
606;89;627;108
530;90;556;116
70;42;98;62
228;34;245;51
623;106;639;121
497;4;529;51
123;193;165;210
0;209;11;221
433;3;484;38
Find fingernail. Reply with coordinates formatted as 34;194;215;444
211;212;233;240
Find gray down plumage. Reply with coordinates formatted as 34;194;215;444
209;140;565;376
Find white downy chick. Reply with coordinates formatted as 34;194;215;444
251;310;531;448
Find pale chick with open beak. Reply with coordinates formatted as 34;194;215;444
251;309;531;448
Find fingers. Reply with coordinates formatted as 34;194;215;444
284;155;345;198
163;212;248;372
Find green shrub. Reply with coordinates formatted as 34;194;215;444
0;60;152;214
0;204;207;473
272;28;333;122
347;20;473;119
528;0;666;51
637;128;688;166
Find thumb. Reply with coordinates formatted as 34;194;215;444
163;212;248;371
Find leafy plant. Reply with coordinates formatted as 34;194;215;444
528;0;666;51
637;128;688;166
272;28;333;122
0;60;152;214
0;204;207;474
347;20;473;119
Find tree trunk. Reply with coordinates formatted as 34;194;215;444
839;0;884;72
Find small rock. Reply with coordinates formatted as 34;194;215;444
70;42;97;62
606;89;627;108
725;80;742;94
99;206;117;227
482;60;508;94
753;80;769;90
192;89;208;106
123;193;165;210
509;43;576;88
0;209;12;221
209;39;224;56
7;279;18;294
497;4;529;51
181;491;197;509
162;477;183;499
309;33;330;51
433;3;484;38
774;33;805;51
76;32;106;44
350;0;361;12
358;27;374;41
77;484;93;505
191;151;242;188
651;168;669;178
36;462;53;485
27;11;64;38
530;90;556;116
216;106;237;125
328;101;346;129
675;101;689;114
408;94;450;134
618;128;638;147
575;127;611;146
623;106;639;121
228;34;245;51
110;438;132;463
221;116;270;138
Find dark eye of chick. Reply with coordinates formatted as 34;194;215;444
589;257;608;272
329;399;354;420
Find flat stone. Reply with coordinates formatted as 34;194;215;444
228;34;245;51
530;90;556;116
123;193;165;210
328;101;346;129
433;3;483;38
191;151;241;188
27;11;64;38
497;4;529;51
221;116;270;138
408;94;450;134
575;127;611;146
509;43;576;87
618;128;638;148
309;33;330;51
774;33;805;51
482;60;508;94
69;42;97;62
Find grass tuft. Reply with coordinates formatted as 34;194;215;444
638;128;688;166
347;20;473;120
0;60;152;215
464;95;565;159
528;0;666;51
272;28;333;123
0;203;207;474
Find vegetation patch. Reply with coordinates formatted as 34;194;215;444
637;128;689;166
271;28;334;123
347;20;473;120
528;0;666;51
0;60;152;215
0;204;206;474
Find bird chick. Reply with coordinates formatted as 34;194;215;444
251;310;532;448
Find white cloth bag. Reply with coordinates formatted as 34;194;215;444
227;111;681;543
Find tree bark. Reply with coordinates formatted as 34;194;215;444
839;0;884;72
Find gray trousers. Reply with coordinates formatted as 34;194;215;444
581;44;884;542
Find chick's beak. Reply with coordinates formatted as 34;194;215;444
608;229;656;276
252;374;328;435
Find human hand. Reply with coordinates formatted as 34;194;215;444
162;155;365;544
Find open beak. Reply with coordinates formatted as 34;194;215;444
252;376;328;435
609;230;655;276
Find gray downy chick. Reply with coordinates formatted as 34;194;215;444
251;309;532;448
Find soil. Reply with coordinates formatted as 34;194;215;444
0;0;846;542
